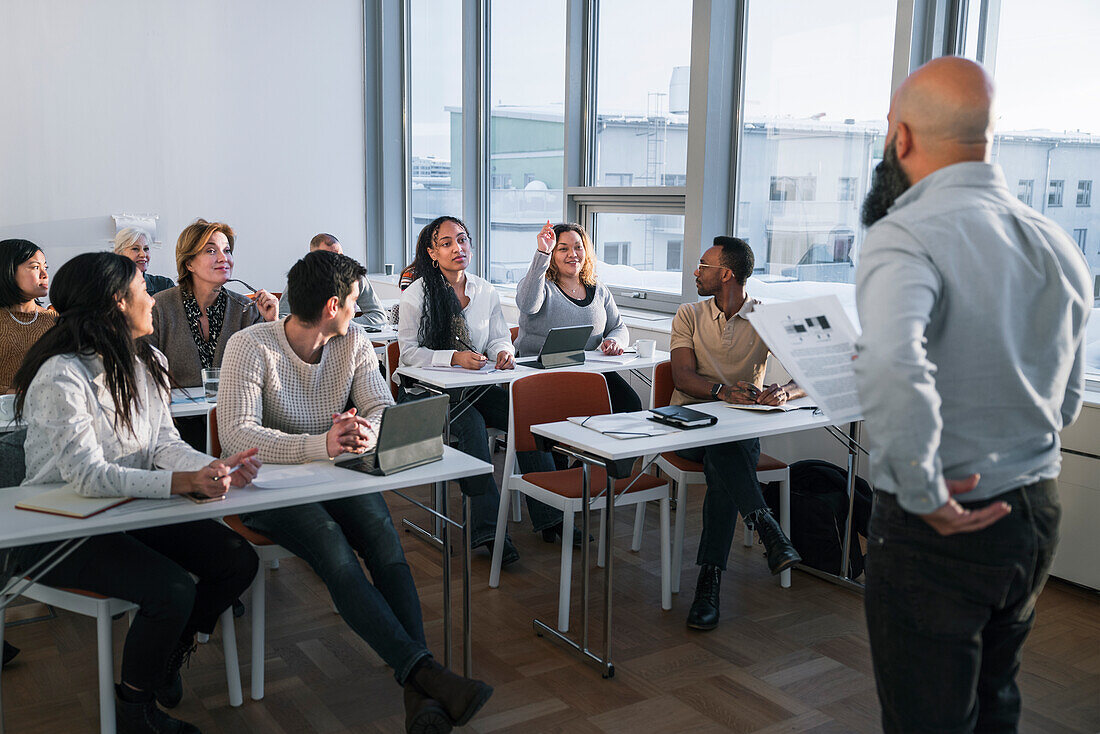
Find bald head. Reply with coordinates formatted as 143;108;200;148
889;57;995;181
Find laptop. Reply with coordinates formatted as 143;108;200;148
334;395;448;475
516;325;592;369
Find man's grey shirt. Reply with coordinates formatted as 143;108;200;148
278;277;387;329
855;162;1091;514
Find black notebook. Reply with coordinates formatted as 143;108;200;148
648;405;718;429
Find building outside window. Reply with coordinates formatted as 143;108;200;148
662;173;687;186
837;177;858;202
1017;179;1034;206
1078;180;1092;207
1048;180;1064;207
1074;228;1087;251
666;239;683;271
604;173;634;187
603;241;630;266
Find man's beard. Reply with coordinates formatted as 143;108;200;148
861;138;910;228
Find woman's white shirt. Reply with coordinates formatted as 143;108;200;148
398;274;515;368
22;352;211;498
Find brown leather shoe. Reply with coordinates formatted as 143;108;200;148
409;659;493;727
404;685;452;734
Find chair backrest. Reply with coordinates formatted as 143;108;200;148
510;372;610;453
208;407;221;457
386;340;401;400
0;429;28;486
652;361;674;409
509;326;519;344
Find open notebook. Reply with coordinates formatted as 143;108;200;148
16;486;132;518
566;413;681;440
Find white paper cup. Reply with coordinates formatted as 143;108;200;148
635;339;656;358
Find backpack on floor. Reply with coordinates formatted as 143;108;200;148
761;459;873;577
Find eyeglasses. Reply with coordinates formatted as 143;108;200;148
696;262;730;272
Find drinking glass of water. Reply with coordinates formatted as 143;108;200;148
201;368;220;402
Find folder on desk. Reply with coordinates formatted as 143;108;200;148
16;486;132;518
648;405;717;429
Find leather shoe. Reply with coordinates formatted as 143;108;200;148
408;658;493;727
686;564;721;631
750;510;801;575
155;637;196;709
403;685;452;734
116;684;201;734
482;537;520;566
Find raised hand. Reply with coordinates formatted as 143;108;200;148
536;221;555;254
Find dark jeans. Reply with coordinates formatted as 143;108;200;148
27;520;257;691
864;480;1060;734
676;437;766;569
241;493;429;684
398;384;560;544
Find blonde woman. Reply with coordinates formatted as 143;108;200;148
113;227;175;296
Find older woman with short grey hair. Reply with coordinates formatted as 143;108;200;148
113;227;175;296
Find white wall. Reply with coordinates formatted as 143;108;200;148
0;0;367;290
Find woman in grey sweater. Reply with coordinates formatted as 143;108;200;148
515;222;641;414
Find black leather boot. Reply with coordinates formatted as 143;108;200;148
155;637;196;709
408;658;493;727
686;564;722;631
749;509;801;575
403;685;453;734
115;684;201;734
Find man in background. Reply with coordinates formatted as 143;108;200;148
855;56;1090;733
278;233;387;328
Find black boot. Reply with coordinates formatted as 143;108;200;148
749;510;801;575
408;658;493;727
155;636;196;709
2;641;19;668
403;685;453;734
540;522;589;547
115;684;201;734
686;564;721;631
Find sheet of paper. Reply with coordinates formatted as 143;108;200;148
727;396;818;413
746;295;862;423
584;352;640;365
252;463;346;489
566;414;680;440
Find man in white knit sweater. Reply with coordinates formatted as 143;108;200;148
218;250;492;734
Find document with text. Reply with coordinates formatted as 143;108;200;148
746;295;862;423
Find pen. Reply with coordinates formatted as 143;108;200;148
456;337;488;361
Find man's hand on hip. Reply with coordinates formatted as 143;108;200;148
918;473;1012;536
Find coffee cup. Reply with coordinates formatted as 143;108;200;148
0;394;15;422
635;339;656;358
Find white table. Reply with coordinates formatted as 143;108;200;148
0;447;491;732
528;402;861;678
1;388;213;434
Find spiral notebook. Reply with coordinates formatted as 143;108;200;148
16;486;132;519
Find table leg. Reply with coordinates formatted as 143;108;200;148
439;479;451;670
462;495;472;678
601;472;615;678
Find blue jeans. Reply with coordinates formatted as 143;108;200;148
864;480;1060;733
241;494;429;685
399;385;560;544
676;438;765;569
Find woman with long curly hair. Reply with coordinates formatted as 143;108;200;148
395;216;531;565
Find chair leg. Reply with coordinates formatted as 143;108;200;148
630;503;645;552
779;475;792;589
556;510;574;633
268;559;279;570
742;514;754;547
671;479;687;594
659;497;671;611
502;451;522;523
510;490;523;523
596;507;607;568
96;601;117;734
0;606;5;734
488;482;512;589
219;608;243;707
196;632;209;644
250;568;266;701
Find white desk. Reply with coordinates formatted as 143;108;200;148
1;388;213;434
528;403;859;678
0;447;491;732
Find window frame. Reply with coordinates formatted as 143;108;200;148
1077;180;1092;208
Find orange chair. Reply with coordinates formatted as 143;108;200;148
642;361;793;591
211;408;294;701
386;340;401;400
489;372;672;632
509;325;519;343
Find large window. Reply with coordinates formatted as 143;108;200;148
735;0;896;305
408;0;463;254
593;0;691;188
589;212;685;294
486;0;567;285
976;0;1100;378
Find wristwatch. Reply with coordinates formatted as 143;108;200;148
710;383;724;400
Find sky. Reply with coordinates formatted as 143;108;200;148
409;0;1100;161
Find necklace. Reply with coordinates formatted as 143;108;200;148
7;308;38;326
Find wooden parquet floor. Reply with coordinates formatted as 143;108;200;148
3;472;1098;733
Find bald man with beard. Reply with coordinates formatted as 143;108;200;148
855;57;1090;733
